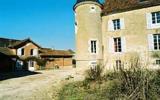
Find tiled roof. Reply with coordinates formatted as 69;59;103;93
0;47;16;56
9;38;41;49
102;0;160;15
40;48;73;57
0;38;21;47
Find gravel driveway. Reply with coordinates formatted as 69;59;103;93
0;69;84;100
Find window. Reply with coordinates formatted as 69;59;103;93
156;60;160;65
153;34;160;50
90;61;97;69
116;60;122;70
90;6;96;12
152;11;160;24
91;40;97;54
114;37;122;52
30;49;33;55
21;48;24;55
29;61;34;67
113;19;120;30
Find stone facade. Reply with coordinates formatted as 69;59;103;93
74;2;103;70
0;38;73;72
74;0;160;71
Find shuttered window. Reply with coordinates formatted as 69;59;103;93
153;34;160;50
114;37;122;52
113;19;120;30
21;48;24;56
30;49;33;55
109;37;126;53
108;18;125;31
116;60;122;70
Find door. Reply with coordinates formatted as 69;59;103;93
28;60;35;71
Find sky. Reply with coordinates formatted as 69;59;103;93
0;0;104;50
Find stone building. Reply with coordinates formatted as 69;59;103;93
0;38;73;72
74;0;160;70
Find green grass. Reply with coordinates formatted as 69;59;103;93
58;70;160;100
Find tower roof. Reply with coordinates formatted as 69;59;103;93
76;0;100;4
74;0;101;10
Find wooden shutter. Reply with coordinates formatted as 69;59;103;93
33;49;38;56
120;18;125;29
108;20;114;31
17;48;22;56
148;34;154;51
109;37;114;53
121;37;126;52
146;13;152;29
88;40;91;53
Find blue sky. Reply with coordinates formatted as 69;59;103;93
0;0;104;50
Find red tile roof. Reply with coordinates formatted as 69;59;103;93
40;48;73;57
9;38;41;49
102;0;160;15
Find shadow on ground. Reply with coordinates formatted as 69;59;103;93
0;71;42;81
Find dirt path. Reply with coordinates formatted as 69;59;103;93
0;69;84;100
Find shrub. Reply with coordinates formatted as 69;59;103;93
59;55;160;99
85;64;104;82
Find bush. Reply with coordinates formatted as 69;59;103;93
85;64;104;82
59;56;160;99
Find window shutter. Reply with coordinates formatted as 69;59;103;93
17;48;22;56
33;49;38;56
148;34;154;51
122;37;126;52
96;40;99;54
108;20;114;31
146;13;152;29
88;40;91;53
120;18;125;29
109;37;114;53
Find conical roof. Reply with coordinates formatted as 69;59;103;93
76;0;100;4
74;0;101;10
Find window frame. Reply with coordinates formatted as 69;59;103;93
29;61;34;67
113;19;121;30
152;11;160;24
113;37;122;52
30;49;34;56
21;48;24;56
89;61;97;69
90;40;97;54
115;60;122;70
153;34;160;50
156;59;160;65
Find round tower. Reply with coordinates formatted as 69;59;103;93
73;0;103;70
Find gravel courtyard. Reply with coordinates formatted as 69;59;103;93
0;69;84;100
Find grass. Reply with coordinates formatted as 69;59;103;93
59;70;160;100
58;55;160;100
